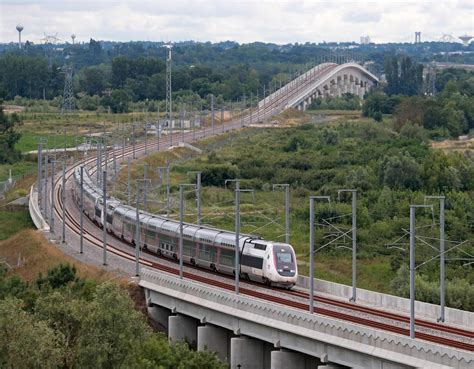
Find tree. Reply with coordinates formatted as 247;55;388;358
379;153;421;190
78;66;107;96
109;89;131;113
111;56;129;89
0;298;64;369
36;264;80;290
384;55;423;96
74;282;148;369
0;103;21;163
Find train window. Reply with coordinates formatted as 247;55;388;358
277;252;293;263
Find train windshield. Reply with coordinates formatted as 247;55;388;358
274;245;296;276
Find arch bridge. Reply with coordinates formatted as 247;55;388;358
256;62;379;116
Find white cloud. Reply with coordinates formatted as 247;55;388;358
0;0;473;44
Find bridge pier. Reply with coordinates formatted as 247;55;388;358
230;336;265;369
270;349;305;369
148;305;171;330
168;314;198;347
197;324;229;361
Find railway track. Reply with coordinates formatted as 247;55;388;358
54;186;474;352
47;87;473;353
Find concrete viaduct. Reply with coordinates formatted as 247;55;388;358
258;62;379;113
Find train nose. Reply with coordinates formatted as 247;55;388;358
277;267;296;277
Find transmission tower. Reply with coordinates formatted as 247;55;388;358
41;33;61;68
164;44;173;144
423;63;437;96
61;57;75;114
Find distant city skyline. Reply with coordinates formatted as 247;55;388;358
1;0;473;45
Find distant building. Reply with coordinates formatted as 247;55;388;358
360;36;371;45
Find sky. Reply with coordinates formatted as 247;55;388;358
0;0;473;45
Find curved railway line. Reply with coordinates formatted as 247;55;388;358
47;73;473;353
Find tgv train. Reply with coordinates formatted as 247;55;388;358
72;168;298;288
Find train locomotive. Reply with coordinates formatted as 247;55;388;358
72;168;298;288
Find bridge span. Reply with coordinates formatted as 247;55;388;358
256;62;378;114
141;268;472;369
28;62;472;369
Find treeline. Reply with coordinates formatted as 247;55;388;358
363;67;474;137
0;263;225;369
1;39;473;109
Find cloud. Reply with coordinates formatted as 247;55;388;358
0;0;473;44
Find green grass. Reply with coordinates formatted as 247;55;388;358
0;209;34;241
0;161;37;182
15;133;86;153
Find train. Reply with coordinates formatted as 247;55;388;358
72;167;298;288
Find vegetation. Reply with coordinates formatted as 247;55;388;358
1;39;473;111
363;67;474;138
0;103;21;163
308;93;361;111
118;113;473;310
0;261;225;369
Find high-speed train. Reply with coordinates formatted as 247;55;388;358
72;168;298;288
